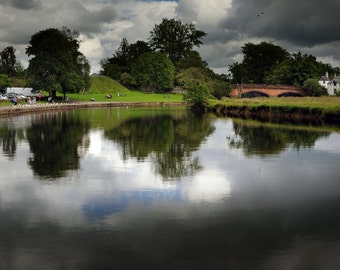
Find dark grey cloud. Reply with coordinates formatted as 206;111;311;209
203;29;240;44
221;0;340;47
0;0;42;9
71;6;117;35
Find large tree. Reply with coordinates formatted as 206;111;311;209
0;46;17;77
148;18;207;64
229;42;289;84
26;27;90;99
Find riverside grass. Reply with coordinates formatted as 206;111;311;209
210;96;340;116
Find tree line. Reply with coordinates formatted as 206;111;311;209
100;18;230;104
1;18;340;101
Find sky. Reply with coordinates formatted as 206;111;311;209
0;0;339;75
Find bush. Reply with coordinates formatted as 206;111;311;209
183;82;210;112
303;79;325;96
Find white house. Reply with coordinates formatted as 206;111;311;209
318;72;340;95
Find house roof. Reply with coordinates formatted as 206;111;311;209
320;76;330;81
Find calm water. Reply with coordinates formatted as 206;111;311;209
1;107;340;270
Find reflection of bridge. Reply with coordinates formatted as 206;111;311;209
229;84;305;97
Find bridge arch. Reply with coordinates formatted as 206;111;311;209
278;92;303;97
241;91;269;98
230;84;305;98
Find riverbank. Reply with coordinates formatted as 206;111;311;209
0;101;186;117
210;97;340;123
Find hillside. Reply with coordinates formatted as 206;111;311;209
87;75;129;94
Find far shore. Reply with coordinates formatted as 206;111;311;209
210;96;340;123
2;96;340;125
0;101;186;117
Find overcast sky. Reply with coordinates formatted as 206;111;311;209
0;0;339;75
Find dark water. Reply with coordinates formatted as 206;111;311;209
1;107;340;270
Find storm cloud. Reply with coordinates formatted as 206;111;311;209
221;0;340;46
0;0;339;74
0;0;42;9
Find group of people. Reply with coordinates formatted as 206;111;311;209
11;96;41;106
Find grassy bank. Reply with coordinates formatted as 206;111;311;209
210;96;340;122
66;91;184;103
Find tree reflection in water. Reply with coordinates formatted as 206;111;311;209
104;111;215;179
26;112;90;179
227;119;330;156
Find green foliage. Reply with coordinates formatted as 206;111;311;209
229;42;289;84
120;72;137;88
0;74;12;92
100;61;121;80
148;18;207;64
176;67;230;99
131;52;175;91
100;39;151;80
176;51;208;71
0;46;17;76
230;41;336;87
303;78;325;96
61;69;85;94
183;81;210;112
265;52;325;86
26;27;90;96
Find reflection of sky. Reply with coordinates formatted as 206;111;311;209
314;133;340;153
81;129;232;221
2;116;340;269
1;118;340;227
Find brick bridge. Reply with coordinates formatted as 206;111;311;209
229;84;305;97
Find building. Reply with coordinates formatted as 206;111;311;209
5;87;37;97
318;72;340;95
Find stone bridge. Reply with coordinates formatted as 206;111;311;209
229;84;305;97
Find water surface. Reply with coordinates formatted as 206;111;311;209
1;107;340;269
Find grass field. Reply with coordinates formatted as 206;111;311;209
211;96;340;113
67;91;184;103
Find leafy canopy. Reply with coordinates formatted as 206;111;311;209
148;18;207;64
131;52;175;91
0;46;17;77
26;27;90;96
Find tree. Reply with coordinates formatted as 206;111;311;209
303;79;325;96
183;81;210;113
26;27;89;99
100;39;151;80
0;46;17;76
265;52;326;86
131;52;175;91
229;42;289;83
176;67;230;99
176;51;208;71
0;74;12;93
126;40;151;64
148;18;207;64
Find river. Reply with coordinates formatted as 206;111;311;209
1;106;340;269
